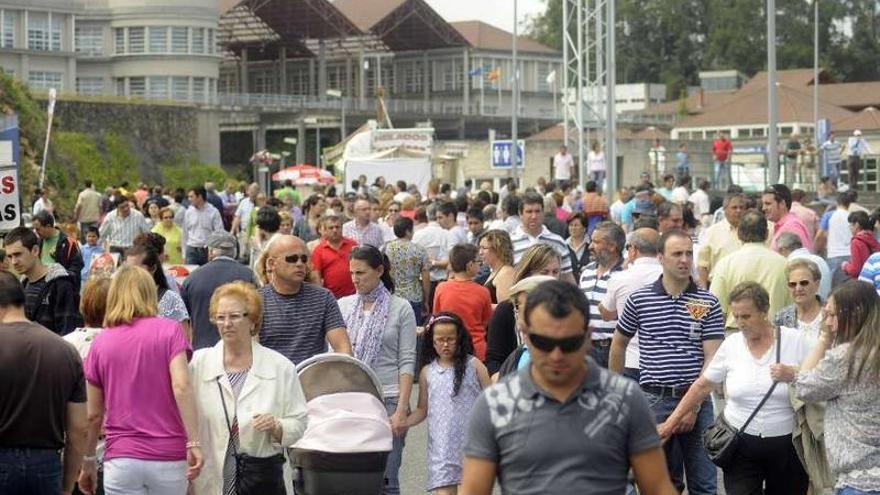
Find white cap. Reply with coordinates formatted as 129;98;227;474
854;129;862;136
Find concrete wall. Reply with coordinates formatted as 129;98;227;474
434;137;716;189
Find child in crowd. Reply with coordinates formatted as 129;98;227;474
80;226;105;282
406;313;490;495
432;244;493;360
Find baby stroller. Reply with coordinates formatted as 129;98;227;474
292;354;393;495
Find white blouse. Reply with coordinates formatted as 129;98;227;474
703;327;811;437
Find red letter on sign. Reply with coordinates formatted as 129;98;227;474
1;176;13;194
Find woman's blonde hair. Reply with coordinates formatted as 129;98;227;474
479;230;514;266
104;265;158;327
278;210;292;224
512;244;560;283
210;281;263;335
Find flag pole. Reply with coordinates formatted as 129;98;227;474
39;88;57;190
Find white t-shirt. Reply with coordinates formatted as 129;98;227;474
553;152;574;180
703;327;811;437
671;186;689;205
688;189;711;219
826;208;852;258
601;259;663;369
587;150;606;172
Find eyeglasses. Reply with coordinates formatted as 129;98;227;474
281;253;309;264
433;337;457;346
162;216;173;220
787;280;811;288
212;312;248;325
388;208;400;213
527;332;587;353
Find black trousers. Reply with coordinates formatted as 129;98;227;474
723;432;808;495
848;155;862;190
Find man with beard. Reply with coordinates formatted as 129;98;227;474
578;221;625;367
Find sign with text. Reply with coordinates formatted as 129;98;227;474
491;139;525;168
372;128;434;153
0;113;20;231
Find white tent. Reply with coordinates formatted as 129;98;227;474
339;123;434;194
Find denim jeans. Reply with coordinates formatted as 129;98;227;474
643;392;717;495
0;448;62;495
588;341;611;368
713;160;732;190
590;171;606;191
185;246;208;266
103;458;187;495
823;160;841;186
839;488;880;495
383;397;408;495
408;301;423;326
828;256;850;288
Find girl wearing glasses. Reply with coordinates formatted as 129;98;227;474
773;259;824;346
406;313;490;495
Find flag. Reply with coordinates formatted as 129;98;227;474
487;68;501;81
546;70;556;85
469;67;483;77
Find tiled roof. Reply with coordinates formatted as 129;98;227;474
817;82;880;111
450;21;558;54
332;0;407;31
835;107;880;132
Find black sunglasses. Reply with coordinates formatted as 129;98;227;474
282;254;309;264
528;332;587;353
788;280;811;288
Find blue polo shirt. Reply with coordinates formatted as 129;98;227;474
616;276;724;387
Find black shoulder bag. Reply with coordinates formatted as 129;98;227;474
217;378;286;495
702;326;781;469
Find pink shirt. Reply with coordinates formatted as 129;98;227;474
84;317;192;461
790;202;818;241
771;212;814;253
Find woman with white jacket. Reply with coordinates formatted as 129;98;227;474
190;281;308;495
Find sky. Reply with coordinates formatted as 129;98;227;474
424;0;547;33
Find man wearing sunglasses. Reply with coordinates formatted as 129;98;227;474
259;235;352;365
463;280;676;495
610;230;724;495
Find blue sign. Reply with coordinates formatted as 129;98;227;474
491;140;525;169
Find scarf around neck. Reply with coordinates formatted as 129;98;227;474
345;282;391;369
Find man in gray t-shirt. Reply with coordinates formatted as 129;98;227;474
462;280;676;495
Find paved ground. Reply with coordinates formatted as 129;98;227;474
397;385;724;494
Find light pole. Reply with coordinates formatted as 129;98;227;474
511;0;520;183
813;0;819;139
326;89;346;141
768;0;779;184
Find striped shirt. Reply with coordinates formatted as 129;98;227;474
511;225;573;274
342;220;385;248
579;260;623;339
259;283;346;365
821;140;843;164
98;208;149;248
617;277;724;387
858;252;880;295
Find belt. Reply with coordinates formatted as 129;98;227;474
640;383;691;399
591;338;612;347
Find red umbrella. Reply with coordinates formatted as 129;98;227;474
272;165;336;185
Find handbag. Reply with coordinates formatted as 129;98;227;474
217;379;286;495
702;326;781;469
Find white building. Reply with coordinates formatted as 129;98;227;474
0;0;221;103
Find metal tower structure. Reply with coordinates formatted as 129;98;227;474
562;0;616;193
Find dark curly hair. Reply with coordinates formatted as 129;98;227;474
419;312;474;397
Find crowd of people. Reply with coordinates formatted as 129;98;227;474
1;169;879;495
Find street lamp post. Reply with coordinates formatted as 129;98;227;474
511;0;520;183
768;0;779;184
813;0;819;140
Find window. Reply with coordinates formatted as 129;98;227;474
51;15;62;51
147;76;168;99
536;62;552;93
28;71;63;90
171;76;189;101
752;127;765;137
208;29;215;54
128;27;144;53
149;26;167;53
115;77;125;96
115;28;125;54
192;28;204;54
129;76;145;97
251;69;275;94
170;27;187;53
76;77;104;96
192;77;205;102
76;26;103;56
2;10;16;49
28;15;50;51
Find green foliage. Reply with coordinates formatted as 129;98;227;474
526;0;880;84
160;162;229;191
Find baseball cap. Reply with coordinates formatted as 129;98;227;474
207;231;236;250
